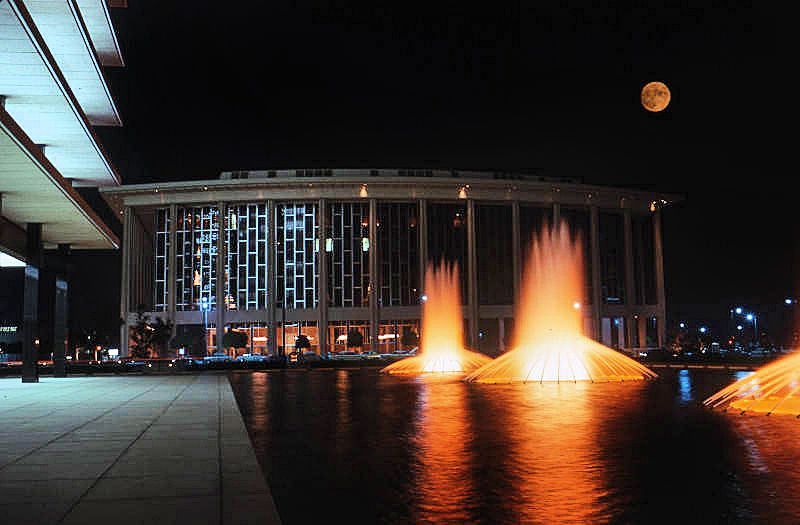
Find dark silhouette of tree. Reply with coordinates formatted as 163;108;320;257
346;329;364;350
128;307;173;358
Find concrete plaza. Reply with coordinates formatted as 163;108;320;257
0;374;280;524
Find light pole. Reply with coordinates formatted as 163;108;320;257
200;296;210;354
746;313;758;346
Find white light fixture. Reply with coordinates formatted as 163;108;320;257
361;237;370;252
325;238;333;252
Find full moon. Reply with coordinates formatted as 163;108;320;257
641;81;671;112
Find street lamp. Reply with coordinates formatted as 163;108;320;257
746;312;758;345
200;296;210;353
734;307;743;315
679;322;686;329
699;326;707;334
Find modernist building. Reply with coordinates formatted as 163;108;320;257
102;169;677;358
0;0;126;380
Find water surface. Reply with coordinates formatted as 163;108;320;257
229;368;800;524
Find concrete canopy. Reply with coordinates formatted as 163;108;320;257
0;0;120;187
0;105;118;251
24;0;122;125
74;0;124;67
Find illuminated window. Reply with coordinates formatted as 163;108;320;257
276;202;319;308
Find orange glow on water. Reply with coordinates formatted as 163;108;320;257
466;222;656;383
382;262;491;375
705;351;800;415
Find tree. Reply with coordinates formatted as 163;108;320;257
222;330;248;352
295;334;311;352
346;329;364;350
128;308;173;358
400;327;419;348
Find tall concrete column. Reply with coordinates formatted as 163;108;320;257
653;209;667;347
215;202;226;351
623;209;636;350
589;206;602;341
22;223;42;383
498;317;505;354
511;201;521;310
119;207;132;357
417;199;428;295
167;204;178;334
52;244;69;378
266;200;277;356
317;199;328;357
369;198;379;353
466;199;479;348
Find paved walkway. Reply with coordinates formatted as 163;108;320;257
0;374;281;524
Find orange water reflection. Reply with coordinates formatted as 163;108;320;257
410;377;643;524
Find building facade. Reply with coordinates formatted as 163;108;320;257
102;169;676;358
1;0;126;380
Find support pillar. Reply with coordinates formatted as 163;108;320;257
498;317;505;354
653;209;667;348
553;202;561;225
466;199;479;348
511;201;521;310
22;223;42;383
266;200;277;356
369;198;379;353
119;207;132;357
637;315;647;349
52;244;69;377
623;209;636;351
417;199;428;296
167;204;177;335
215;202;226;352
318;199;328;357
589;206;602;341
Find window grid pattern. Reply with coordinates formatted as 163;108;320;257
154;208;170;311
276;203;318;308
225;204;268;310
176;206;219;311
560;207;592;304
378;203;419;306
599;212;625;304
328;202;370;307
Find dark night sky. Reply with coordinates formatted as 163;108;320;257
67;3;796;340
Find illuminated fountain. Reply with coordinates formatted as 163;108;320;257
466;222;657;383
381;261;491;375
704;351;800;415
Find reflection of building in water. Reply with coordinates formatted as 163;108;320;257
103;169;677;356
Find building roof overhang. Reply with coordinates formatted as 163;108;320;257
0;0;121;186
23;0;122;126
101;174;684;216
74;0;124;67
0;105;119;250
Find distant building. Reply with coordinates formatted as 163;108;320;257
102;169;678;357
0;0;126;380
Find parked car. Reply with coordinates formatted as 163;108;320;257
235;353;270;363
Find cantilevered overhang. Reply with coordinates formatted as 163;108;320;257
0;106;119;250
0;0;121;186
75;0;123;67
24;0;122;125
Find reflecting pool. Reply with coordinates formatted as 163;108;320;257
229;368;800;524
